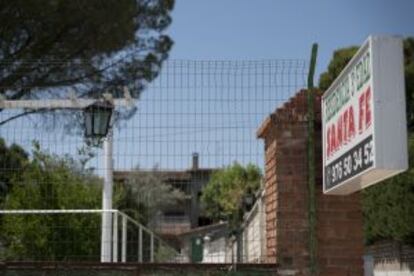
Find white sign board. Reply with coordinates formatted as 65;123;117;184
322;36;408;195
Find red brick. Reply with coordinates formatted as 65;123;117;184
258;90;363;275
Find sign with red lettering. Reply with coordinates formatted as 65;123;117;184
322;36;408;195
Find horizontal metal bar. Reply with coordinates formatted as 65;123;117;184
0;209;118;214
0;99;132;109
0;209;164;240
0;261;280;270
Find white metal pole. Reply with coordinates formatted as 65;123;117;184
121;215;127;262
101;130;114;262
112;211;118;262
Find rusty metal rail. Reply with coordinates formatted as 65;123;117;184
1;262;280;275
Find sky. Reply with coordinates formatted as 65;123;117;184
167;0;414;80
125;0;414;170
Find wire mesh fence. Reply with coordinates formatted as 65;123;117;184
0;59;308;268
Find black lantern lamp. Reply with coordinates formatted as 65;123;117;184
242;189;255;211
243;193;254;206
84;101;114;138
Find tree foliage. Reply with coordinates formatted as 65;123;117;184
318;37;414;245
362;135;414;245
0;145;184;260
318;46;359;92
0;0;174;121
0;144;103;261
201;163;262;227
0;138;29;201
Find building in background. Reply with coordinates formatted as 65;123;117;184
114;153;216;238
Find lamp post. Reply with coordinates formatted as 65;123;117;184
84;100;116;262
0;89;133;263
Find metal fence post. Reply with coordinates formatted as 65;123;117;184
138;226;143;262
307;43;319;276
121;215;127;262
112;211;118;262
150;233;154;262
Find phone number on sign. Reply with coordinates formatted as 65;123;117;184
325;135;374;189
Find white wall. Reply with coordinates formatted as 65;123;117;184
241;191;266;263
202;236;226;263
201;190;267;264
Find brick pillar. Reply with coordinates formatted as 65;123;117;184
257;90;364;275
